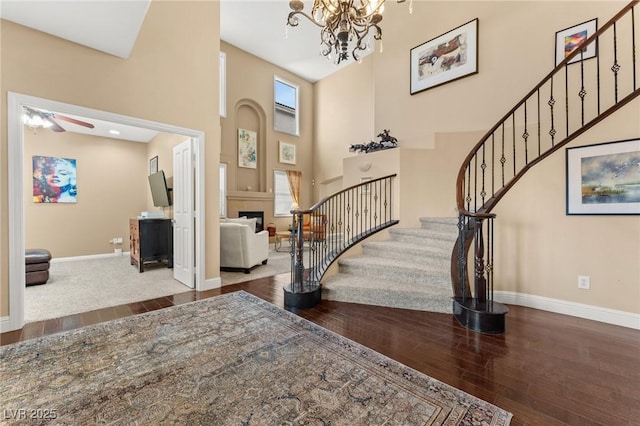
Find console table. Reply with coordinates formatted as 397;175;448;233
274;231;292;252
129;218;173;272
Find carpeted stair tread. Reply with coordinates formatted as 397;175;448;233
362;239;451;260
390;227;457;240
322;275;452;313
338;255;451;285
419;216;459;227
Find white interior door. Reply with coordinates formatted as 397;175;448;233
173;139;194;287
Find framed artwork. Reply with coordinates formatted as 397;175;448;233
566;138;640;215
32;155;78;203
555;18;598;66
238;128;257;169
279;141;296;165
410;18;479;95
150;156;158;175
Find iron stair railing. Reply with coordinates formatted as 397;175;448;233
453;1;640;333
284;174;399;310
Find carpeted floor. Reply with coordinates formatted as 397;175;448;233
1;292;512;424
25;248;292;323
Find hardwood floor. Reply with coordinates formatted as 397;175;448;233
2;274;639;426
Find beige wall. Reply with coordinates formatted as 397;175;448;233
1;1;220;317
314;55;375;187
221;41;314;231
24;130;148;257
314;1;639;315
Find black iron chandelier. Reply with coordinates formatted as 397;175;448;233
286;0;410;64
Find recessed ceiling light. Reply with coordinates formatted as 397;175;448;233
109;129;121;135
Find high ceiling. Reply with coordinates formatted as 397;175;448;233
0;0;356;138
1;0;355;83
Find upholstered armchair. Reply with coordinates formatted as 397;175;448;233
300;213;327;241
220;218;269;273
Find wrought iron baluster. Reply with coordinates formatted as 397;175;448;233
474;218;487;304
512;113;516;177
612;21;621;103
537;89;541;157
480;144;486;205
488;218;494;306
565;64;569;137
523;100;529;165
579;49;587;126
491;133;495;198
473;153;478;212
466;165;472;212
633;7;637;90
549;76;556;146
500;123;506;187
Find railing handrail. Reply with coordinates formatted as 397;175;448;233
294;173;398;215
456;0;639;218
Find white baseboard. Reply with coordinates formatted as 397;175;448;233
52;252;131;263
494;291;640;330
0;315;13;333
200;277;221;291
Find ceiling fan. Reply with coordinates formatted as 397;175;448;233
22;105;95;132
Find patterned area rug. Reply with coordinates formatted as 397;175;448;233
1;292;512;425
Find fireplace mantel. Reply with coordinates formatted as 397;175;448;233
227;191;274;201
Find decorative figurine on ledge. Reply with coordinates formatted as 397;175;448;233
349;129;398;154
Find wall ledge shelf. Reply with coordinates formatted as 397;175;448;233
228;191;274;201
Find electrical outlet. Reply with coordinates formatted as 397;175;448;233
578;275;590;289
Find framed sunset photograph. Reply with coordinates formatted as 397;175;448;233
555;18;598;66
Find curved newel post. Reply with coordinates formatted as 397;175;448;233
453;215;508;334
474;217;487;303
293;211;305;289
284;210;321;311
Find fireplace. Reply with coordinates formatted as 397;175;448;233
238;211;264;233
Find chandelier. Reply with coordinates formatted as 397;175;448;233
287;0;409;64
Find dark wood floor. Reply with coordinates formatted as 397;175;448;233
2;274;639;426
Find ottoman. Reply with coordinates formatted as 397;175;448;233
25;249;52;286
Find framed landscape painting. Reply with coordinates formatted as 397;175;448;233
566;138;640;215
410;18;479;95
279;141;296;165
238;128;257;169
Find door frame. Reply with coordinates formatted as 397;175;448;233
4;92;206;332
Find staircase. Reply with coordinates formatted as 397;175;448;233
452;1;640;333
322;217;457;312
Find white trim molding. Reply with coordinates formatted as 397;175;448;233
201;277;222;291
495;291;640;330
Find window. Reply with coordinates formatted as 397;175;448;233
274;170;294;216
219;163;227;217
220;52;226;118
274;76;299;136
